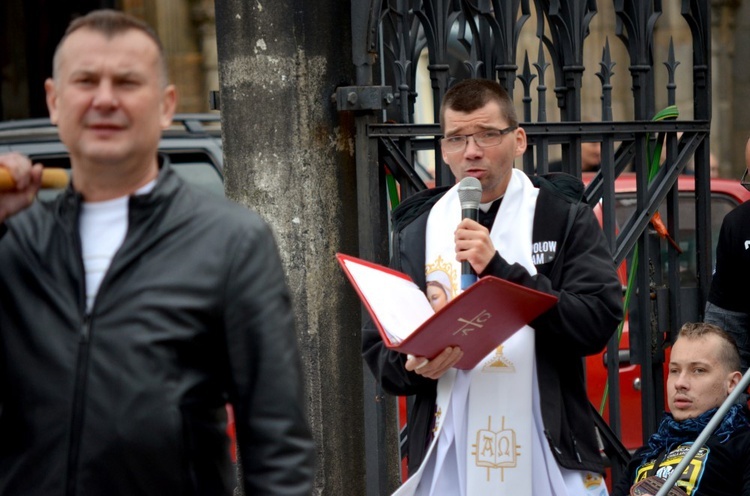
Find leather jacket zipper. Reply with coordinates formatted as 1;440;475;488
65;313;93;496
79;313;91;342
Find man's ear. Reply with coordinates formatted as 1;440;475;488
160;84;178;129
45;78;59;125
514;127;527;157
727;370;743;394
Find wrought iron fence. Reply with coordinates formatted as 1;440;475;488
341;1;712;494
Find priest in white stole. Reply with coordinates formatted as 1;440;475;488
416;168;539;495
361;79;623;496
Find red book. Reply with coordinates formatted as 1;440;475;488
337;253;558;370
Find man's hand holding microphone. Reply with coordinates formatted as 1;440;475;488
405;177;494;380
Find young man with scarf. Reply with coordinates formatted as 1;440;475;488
362;78;623;495
613;322;750;496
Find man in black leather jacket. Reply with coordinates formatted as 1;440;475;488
363;79;622;495
0;10;314;496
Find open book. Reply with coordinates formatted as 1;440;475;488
337;253;558;370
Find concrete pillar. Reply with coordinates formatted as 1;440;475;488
214;1;364;494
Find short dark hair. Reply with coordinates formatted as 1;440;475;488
439;79;519;131
52;9;168;85
678;322;741;373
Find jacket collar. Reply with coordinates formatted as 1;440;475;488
55;154;181;230
391;185;450;233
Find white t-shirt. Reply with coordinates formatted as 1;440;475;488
79;181;156;311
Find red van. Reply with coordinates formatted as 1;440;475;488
584;173;750;451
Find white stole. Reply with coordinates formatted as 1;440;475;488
395;169;539;495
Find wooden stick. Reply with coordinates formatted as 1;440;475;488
0;168;69;191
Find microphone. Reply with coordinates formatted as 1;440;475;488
457;176;482;290
0;168;70;191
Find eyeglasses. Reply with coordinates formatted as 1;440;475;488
440;126;517;153
742;168;750;192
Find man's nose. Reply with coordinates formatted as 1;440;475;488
92;81;118;109
463;135;483;158
673;372;689;390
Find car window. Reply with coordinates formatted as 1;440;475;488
171;163;224;197
28;152;224;201
1;114;224;200
615;193;740;285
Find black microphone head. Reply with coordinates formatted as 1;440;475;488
458;177;482;210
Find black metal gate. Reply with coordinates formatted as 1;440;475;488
338;1;712;494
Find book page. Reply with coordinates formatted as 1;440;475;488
343;259;434;343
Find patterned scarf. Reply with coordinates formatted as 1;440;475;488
640;404;750;462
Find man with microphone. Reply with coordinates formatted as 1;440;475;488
362;78;623;495
0;9;313;496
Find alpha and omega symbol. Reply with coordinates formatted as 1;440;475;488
453;309;492;336
471;416;521;482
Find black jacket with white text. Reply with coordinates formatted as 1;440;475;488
362;174;623;475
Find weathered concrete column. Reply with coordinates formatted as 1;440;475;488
214;1;364;494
